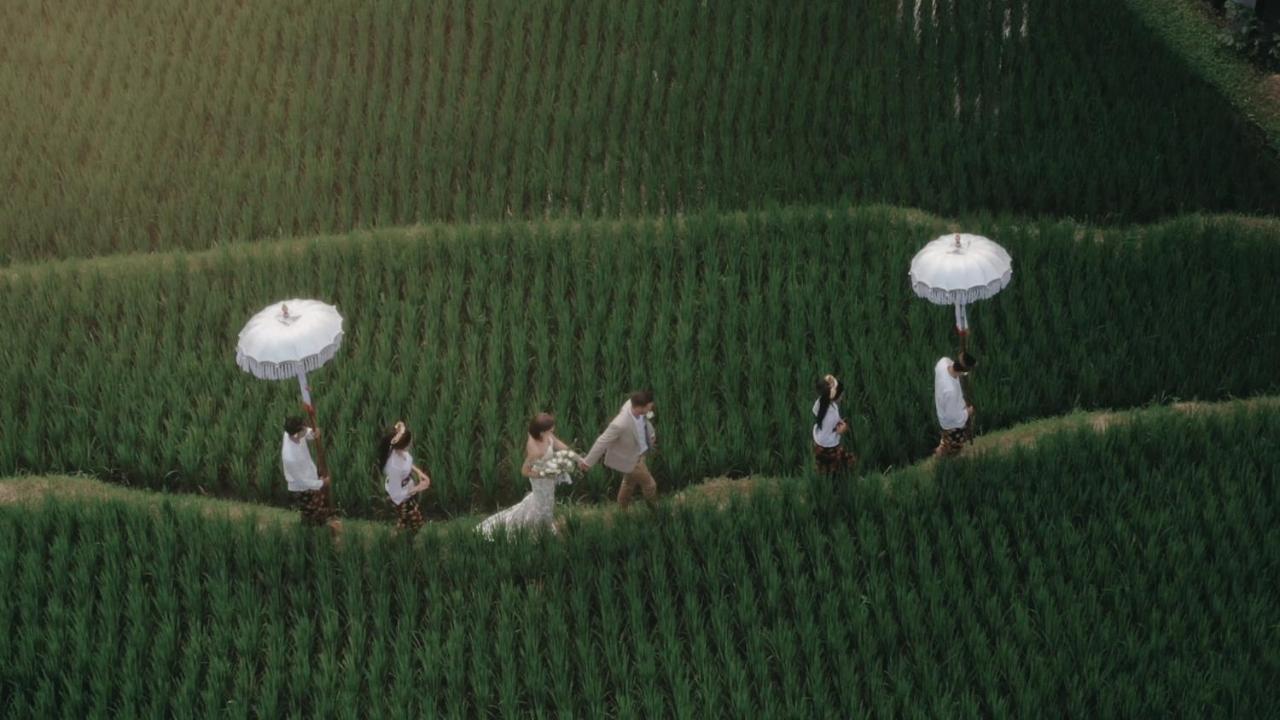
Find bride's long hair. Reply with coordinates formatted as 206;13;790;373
528;413;555;441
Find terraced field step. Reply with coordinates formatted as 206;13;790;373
5;0;1280;264
5;394;1276;716
4;395;1274;537
5;205;1278;517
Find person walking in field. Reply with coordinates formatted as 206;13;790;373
934;353;977;457
582;390;659;509
282;416;341;531
812;374;856;473
380;421;432;534
477;412;585;539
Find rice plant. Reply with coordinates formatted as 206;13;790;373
2;207;1278;517
2;405;1278;716
1;0;1278;264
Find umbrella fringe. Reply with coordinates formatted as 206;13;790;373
910;274;1012;306
235;333;344;381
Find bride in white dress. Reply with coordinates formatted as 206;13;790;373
478;413;584;539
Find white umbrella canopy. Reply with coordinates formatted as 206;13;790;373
236;299;344;384
909;233;1012;337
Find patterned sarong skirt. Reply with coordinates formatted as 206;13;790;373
394;496;425;533
936;427;970;457
297;489;333;527
813;443;857;474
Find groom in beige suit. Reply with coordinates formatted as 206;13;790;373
582;390;658;508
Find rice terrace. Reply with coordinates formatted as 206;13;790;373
2;0;1279;717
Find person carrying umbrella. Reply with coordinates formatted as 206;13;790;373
282;416;340;529
908;232;1009;459
934;352;977;457
237;299;345;522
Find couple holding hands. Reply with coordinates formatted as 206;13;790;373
375;390;659;537
476;390;660;538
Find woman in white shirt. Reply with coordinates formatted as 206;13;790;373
282;416;334;527
812;374;856;474
379;421;432;533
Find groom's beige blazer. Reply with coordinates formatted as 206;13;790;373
583;400;655;473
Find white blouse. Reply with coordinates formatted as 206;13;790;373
384;450;415;505
934;357;969;430
812;399;843;448
282;431;323;492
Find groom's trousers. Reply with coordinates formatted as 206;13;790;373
617;460;657;507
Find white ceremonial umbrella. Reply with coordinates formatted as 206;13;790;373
236;299;344;490
909;232;1012;349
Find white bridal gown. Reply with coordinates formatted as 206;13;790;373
477;441;570;539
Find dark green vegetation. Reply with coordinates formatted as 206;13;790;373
3;406;1277;718
2;207;1278;517
5;0;1280;714
4;0;1280;264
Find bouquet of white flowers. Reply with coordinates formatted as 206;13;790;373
531;449;582;482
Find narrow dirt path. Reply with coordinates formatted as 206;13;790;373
3;397;1276;538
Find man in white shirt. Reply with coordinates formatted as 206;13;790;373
583;390;659;509
282;416;335;527
933;353;976;457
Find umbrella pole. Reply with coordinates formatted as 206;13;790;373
297;370;332;505
953;303;975;441
954;302;969;354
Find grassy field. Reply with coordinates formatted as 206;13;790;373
4;0;1280;263
4;0;1279;715
3;206;1278;517
3;403;1277;718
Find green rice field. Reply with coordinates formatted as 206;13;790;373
3;405;1277;717
2;208;1277;517
2;0;1279;263
3;0;1279;715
